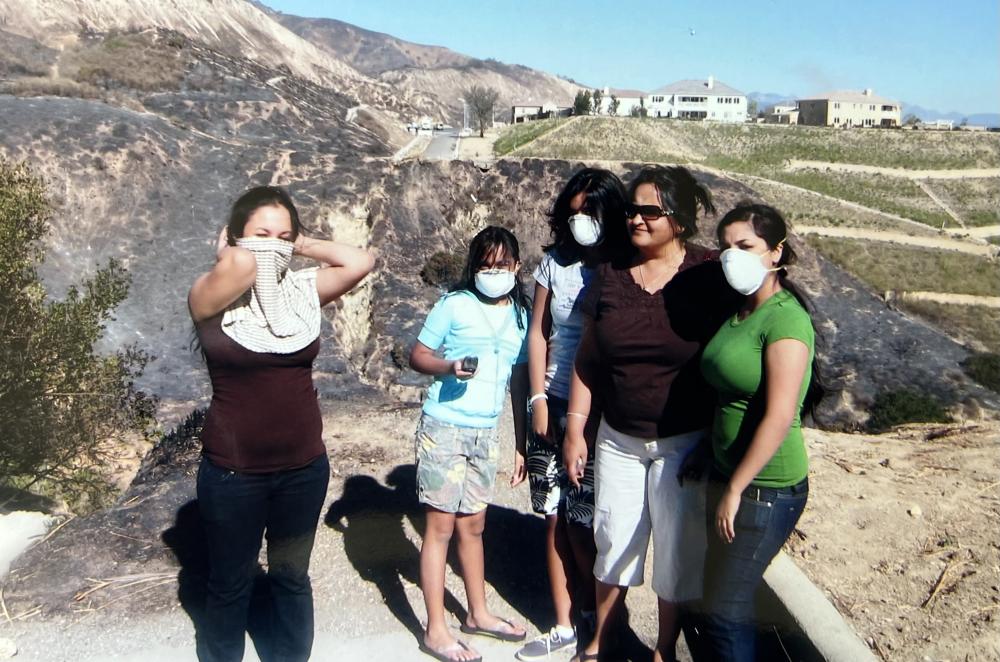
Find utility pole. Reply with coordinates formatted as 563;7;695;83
459;98;468;131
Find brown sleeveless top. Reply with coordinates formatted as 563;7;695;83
195;314;325;473
580;245;743;438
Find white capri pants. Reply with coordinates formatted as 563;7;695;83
592;417;708;602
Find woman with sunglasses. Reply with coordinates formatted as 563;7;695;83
563;166;740;662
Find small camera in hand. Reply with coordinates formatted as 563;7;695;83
461;356;479;373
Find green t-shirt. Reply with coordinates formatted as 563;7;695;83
700;289;814;487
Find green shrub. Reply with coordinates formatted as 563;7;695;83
420;250;465;287
0;161;155;511
866;389;952;432
961;353;1000;393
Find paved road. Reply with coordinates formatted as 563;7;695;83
422;130;460;160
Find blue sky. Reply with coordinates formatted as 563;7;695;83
267;0;998;113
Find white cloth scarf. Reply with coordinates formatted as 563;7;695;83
221;238;321;354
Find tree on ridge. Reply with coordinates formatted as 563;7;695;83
463;84;500;138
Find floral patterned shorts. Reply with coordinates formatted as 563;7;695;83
415;414;499;514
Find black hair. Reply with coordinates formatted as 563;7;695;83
626;165;716;241
545;167;631;264
716;202;826;416
451;225;530;330
191;186;308;358
226;186;308;244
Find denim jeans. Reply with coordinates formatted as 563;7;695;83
196;453;330;662
696;471;808;662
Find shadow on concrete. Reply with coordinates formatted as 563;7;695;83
323;464;454;643
325;463;654;659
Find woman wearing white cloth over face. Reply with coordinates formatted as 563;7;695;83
188;186;373;662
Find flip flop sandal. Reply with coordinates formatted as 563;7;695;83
460;617;527;642
419;639;482;662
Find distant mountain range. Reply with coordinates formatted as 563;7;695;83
260;4;581;124
746;91;797;110
748;91;998;127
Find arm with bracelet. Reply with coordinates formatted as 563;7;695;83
527;279;554;442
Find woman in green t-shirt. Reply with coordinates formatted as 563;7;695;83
696;203;822;661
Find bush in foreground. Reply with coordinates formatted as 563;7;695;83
962;352;1000;393
866;389;952;432
0;161;155;511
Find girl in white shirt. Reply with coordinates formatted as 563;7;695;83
516;169;631;661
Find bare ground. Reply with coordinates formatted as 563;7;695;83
457;128;501;161
792;424;1000;661
895;292;1000;309
795;225;1000;257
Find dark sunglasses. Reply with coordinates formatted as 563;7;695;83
627;204;674;221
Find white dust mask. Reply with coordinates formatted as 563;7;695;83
475;270;516;298
569;213;603;246
720;246;781;296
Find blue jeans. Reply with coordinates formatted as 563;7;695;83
697;471;808;662
196;454;330;662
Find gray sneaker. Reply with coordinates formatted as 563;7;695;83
515;627;578;661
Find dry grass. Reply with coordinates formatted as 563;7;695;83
736;176;941;234
924;178;1000;227
504;117;1000;170
0;30;56;77
1;77;102;99
898;301;1000;353
61;31;189;93
510;117;693;163
772;169;954;228
494;118;568;155
809;236;1000;297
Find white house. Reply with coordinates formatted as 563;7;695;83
646;76;748;122
594;87;647;117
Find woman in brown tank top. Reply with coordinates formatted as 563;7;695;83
562;167;741;662
188;186;374;662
